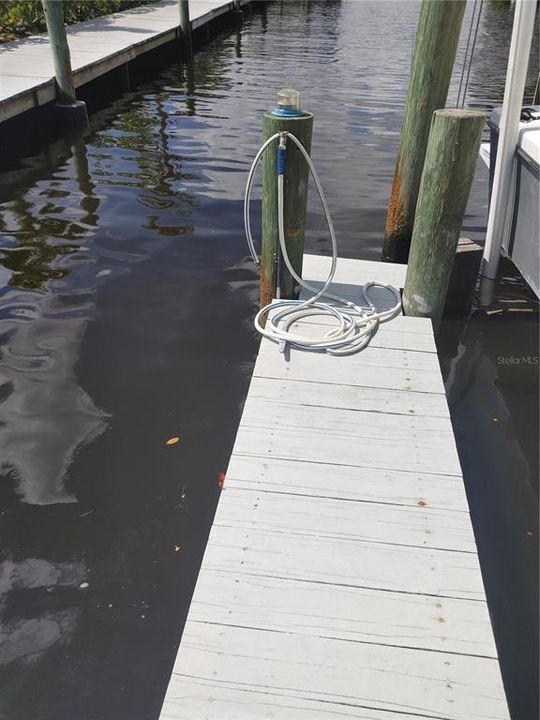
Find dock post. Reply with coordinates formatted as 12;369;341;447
42;0;88;131
232;0;244;24
178;0;192;52
402;109;485;324
382;0;466;263
261;98;313;307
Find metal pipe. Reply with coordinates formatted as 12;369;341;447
481;0;537;280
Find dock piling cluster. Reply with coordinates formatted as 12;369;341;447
382;0;466;265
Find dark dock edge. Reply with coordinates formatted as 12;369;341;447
0;1;254;170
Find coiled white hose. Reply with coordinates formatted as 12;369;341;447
244;131;401;355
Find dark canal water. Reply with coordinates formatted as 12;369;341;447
0;2;538;719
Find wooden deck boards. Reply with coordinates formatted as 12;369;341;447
0;0;244;123
160;254;508;719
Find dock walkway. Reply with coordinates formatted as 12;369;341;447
0;0;243;123
159;254;509;719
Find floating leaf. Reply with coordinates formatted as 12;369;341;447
217;472;225;490
165;437;180;446
174;544;181;552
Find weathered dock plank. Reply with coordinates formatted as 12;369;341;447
163;624;507;720
225;455;469;512
159;255;509;719
199;523;487;601
248;376;449;416
254;343;446;393
0;0;246;123
214;486;477;552
233;402;460;475
189;568;499;656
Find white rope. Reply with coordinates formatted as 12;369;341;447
244;131;401;356
456;0;484;108
456;0;478;108
531;71;539;105
461;0;483;108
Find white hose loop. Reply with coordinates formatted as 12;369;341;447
245;131;401;355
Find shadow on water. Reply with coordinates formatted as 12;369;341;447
0;1;537;719
438;260;539;720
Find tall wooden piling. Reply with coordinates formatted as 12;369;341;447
382;0;467;263
42;0;76;105
402;109;485;323
41;0;88;130
261;113;313;307
179;0;191;51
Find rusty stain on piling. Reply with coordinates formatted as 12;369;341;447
383;159;411;262
385;162;407;235
259;270;275;325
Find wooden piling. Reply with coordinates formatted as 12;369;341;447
179;0;192;51
41;0;88;131
382;0;467;263
261;112;313;307
232;0;244;25
42;0;76;105
402;109;485;323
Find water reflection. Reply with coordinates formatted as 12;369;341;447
0;65;203;505
438;262;539;719
462;1;539;109
0;557;84;664
0;310;108;504
0;16;253;716
0;136;107;504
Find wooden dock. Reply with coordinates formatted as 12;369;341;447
159;254;509;719
0;0;245;124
